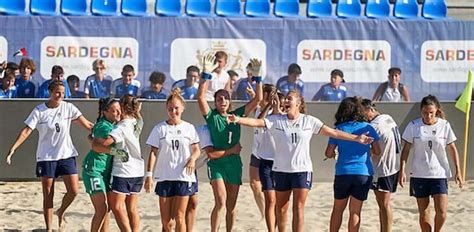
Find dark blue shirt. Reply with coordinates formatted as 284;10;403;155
36;80;72;98
15;77;36;98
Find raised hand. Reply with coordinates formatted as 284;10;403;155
203;53;218;74
249;59;262;77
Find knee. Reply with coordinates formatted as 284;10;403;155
250;180;261;192
68;189;79;197
214;198;226;210
110;203;124;213
435;207;447;217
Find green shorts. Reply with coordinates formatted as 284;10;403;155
82;171;111;195
207;154;243;185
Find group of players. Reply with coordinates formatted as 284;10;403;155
4;54;464;232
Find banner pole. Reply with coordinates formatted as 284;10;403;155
462;103;470;181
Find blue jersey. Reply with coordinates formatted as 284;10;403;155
15;77;36;98
0;86;17;98
312;84;347;101
84;74;113;98
111;78;141;98
234;78;256;100
71;91;86;98
328;121;380;176
276;76;304;96
36;80;71;98
172;79;198;100
141;90;167;99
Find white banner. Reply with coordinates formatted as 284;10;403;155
40;36;139;80
0;37;7;63
297;40;391;83
421;40;474;82
170;38;266;81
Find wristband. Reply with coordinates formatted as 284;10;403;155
252;76;262;83
146;171;153;177
202;72;212;80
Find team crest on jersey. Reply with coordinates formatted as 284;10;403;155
177;130;181;135
432;130;436;135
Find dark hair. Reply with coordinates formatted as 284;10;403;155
149;71;166;84
361;98;376;110
122;64;135;74
214;89;232;112
215;51;228;60
334;97;366;125
120;94;140;119
421;95;446;119
98;97;119;122
388;67;401;75
47;80;65;92
3;72;15;81
287;63;302;75
6;62;19;70
66;75;80;85
51;65;64;76
19;58;36;75
287;90;306;114
186;65;200;74
227;70;238;78
330;69;344;78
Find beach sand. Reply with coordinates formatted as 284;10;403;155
0;180;472;231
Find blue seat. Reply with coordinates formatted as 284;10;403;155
215;0;242;17
307;0;333;18
155;0;181;16
274;0;300;17
121;0;148;16
185;0;213;17
394;0;418;19
30;0;56;16
0;0;26;15
365;0;390;18
91;0;118;16
422;0;447;19
61;0;88;16
245;0;271;17
336;0;362;18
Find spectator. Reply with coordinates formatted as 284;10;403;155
84;59;113;98
171;65;200;100
141;71;168;99
67;75;86;98
36;65;72;98
0;72;17;98
227;70;239;96
372;67;410;102
276;63;304;96
232;63;257;100
0;61;20;78
15;58;37;98
205;51;231;101
312;69;347;102
111;64;141;98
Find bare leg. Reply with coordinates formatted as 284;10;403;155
159;196;174;232
210;179;226;232
125;194;140;232
57;174;79;230
348;197;364;232
173;196;190;232
109;192;131;232
90;192;109;232
249;165;265;220
263;190;276;232
416;197;432;232
224;183;240;232
41;177;55;230
186;194;198;232
275;190;291;232
329;198;349;232
433;194;448;232
292;189;309;232
374;190;393;232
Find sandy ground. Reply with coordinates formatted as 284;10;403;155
0;180;473;231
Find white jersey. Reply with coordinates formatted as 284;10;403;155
195;125;212;169
402;118;456;178
381;87;402;102
251;107;264;156
205;70;230;101
146;121;200;182
24;101;82;161
370;114;401;179
264;114;324;172
110;118;145;178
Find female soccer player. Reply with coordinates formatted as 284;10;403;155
399;95;463;232
197;54;263;232
144;89;201;232
82;97;128;232
361;99;400;232
5;80;93;230
326;97;381;232
227;91;374;232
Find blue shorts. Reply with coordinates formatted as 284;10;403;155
273;171;312;191
334;175;372;201
111;176;143;195
155;181;198;197
371;172;399;193
36;157;77;178
250;154;260;168
410;178;448;198
259;159;275;191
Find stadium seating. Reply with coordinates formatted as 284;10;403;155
91;0;118;16
155;0;181;16
245;0;271;17
365;0;391;18
0;0;26;15
185;0;213;17
307;0;333;18
121;0;148;16
30;0;57;16
336;0;362;18
394;0;418;19
61;0;89;16
422;0;447;19
274;0;300;17
215;0;242;17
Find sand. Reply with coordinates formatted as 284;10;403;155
0;180;473;231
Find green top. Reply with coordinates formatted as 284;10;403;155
205;105;246;151
82;118;115;176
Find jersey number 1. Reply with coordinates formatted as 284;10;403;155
228;132;233;144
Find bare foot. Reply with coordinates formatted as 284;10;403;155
55;209;67;231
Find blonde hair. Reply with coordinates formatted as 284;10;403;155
167;88;186;107
92;59;106;70
287;90;306;114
